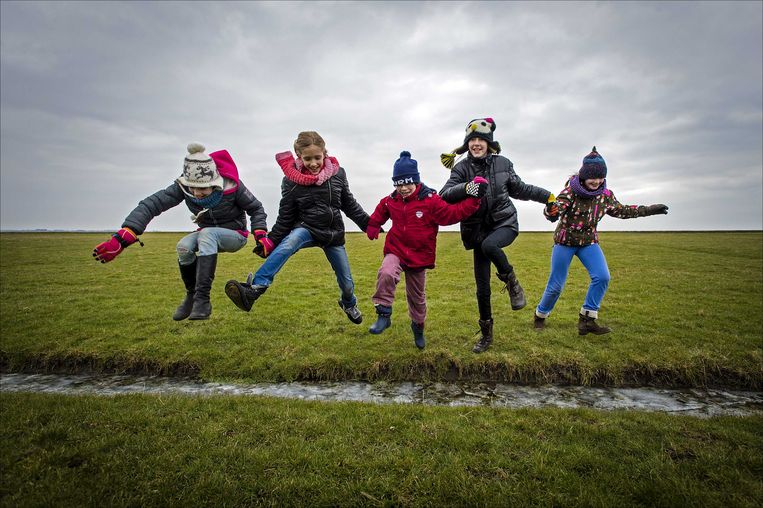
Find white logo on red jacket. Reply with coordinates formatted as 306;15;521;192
416;210;424;219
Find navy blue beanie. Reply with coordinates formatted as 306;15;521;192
392;151;420;185
579;146;607;180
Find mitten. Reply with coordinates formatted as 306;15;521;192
92;227;140;263
366;224;381;240
252;229;275;258
465;176;488;198
638;204;669;216
544;193;560;222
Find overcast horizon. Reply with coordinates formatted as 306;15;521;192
2;1;762;234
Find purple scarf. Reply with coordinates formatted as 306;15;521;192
569;174;607;198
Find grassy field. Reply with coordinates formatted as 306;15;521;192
1;231;761;506
0;231;761;388
1;392;761;507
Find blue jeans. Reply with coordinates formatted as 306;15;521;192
253;227;357;306
176;227;248;265
536;243;610;318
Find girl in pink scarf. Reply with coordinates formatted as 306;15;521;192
225;131;371;325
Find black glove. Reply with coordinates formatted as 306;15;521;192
638;204;669;216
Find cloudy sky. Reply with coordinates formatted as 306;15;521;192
1;1;761;233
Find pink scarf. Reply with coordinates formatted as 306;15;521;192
275;151;340;186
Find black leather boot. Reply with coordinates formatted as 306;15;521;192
189;254;217;320
497;271;526;310
172;260;197;321
225;273;268;312
472;318;494;353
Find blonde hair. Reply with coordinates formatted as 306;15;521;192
293;131;326;156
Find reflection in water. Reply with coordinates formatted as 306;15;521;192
1;373;761;418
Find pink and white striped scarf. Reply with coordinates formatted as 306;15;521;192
275;151;340;186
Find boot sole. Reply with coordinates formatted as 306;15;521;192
188;314;210;321
511;302;527;311
579;329;611;336
225;281;253;312
368;325;390;335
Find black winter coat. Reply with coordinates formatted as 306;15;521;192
269;167;369;247
439;154;551;249
122;180;267;235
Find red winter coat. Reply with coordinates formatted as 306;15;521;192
368;183;480;270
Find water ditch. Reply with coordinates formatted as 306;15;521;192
3;373;762;418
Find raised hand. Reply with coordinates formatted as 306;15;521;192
92;228;140;263
638;204;669;216
465;176;488;198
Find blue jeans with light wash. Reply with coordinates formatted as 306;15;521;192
176;227;248;265
536;243;610;317
253;227;357;307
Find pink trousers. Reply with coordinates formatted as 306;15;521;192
372;253;427;324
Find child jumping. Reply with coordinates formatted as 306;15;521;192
537;147;669;334
92;143;268;321
224;131;371;324
365;151;485;349
439;118;556;353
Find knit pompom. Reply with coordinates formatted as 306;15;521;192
187;143;206;154
440;152;456;169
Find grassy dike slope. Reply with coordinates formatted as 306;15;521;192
1;232;761;388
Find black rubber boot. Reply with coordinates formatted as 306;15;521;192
472;318;494;353
188;254;217;320
368;305;392;334
172;260;197;321
225;273;268;312
411;321;425;350
578;312;611;336
497;271;526;311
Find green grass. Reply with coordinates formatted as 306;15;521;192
1;231;761;388
1;392;761;507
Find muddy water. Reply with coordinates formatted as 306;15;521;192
1;373;761;418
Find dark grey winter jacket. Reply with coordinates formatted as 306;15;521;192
268;167;369;247
122;180;267;235
440;154;551;249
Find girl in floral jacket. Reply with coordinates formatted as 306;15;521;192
537;147;668;335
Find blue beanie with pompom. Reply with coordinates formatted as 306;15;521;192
392;151;420;185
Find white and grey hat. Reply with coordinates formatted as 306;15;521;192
177;143;224;189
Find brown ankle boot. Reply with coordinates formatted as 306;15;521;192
533;312;546;330
497;272;526;311
578;313;611;335
473;319;494;353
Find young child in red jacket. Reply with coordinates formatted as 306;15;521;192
365;151;486;349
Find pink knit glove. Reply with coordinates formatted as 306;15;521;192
253;229;275;258
92;228;139;263
366;224;381;240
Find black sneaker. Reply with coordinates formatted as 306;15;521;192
338;301;363;324
225;276;267;312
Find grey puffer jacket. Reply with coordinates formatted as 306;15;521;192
439;154;551;249
268;167;370;247
122;179;267;235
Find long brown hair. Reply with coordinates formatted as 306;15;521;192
293;131;326;156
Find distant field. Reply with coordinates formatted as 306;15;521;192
1;231;761;388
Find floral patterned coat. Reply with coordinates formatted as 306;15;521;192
550;182;640;246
